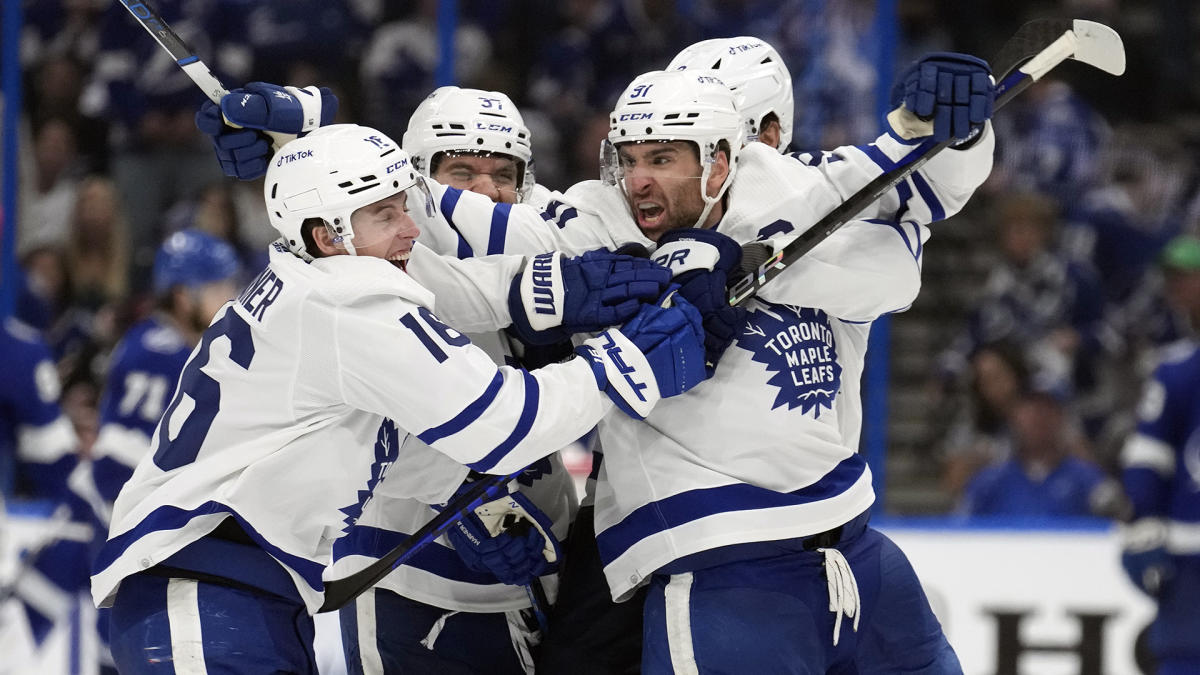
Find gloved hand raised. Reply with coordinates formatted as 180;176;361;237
194;82;338;180
890;52;994;143
442;481;561;587
576;290;707;419
507;249;672;345
652;228;747;378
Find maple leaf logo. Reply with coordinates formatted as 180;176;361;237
272;90;293;102
733;303;841;416
338;418;400;533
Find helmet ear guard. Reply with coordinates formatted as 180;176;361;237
264;124;433;261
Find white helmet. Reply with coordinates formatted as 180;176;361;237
402;86;535;200
667;37;794;152
264;124;432;260
605;69;743;230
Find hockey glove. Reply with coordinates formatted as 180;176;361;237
576;290;707;419
891;52;994;143
194;82;338;180
653;228;747;378
508;249;672;345
444;485;561;587
1120;518;1174;596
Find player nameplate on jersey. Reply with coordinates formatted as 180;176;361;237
735;304;841;416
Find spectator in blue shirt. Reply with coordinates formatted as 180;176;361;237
961;382;1108;517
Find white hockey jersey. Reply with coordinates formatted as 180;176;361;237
91;244;613;613
329;181;580;612
409;127;995;600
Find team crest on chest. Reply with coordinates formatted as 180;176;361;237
338;418;401;532
735;303;841;416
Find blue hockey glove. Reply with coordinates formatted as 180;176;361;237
508;249;672;345
653;228;747;378
576;290;707;419
891;52;994;142
220;82;338;135
194;82;338;180
1120;518;1174;596
443;485;561;587
196;102;273;180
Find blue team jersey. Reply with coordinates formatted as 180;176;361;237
1122;340;1200;557
0;317;75;499
92;316;193;505
962;456;1106;517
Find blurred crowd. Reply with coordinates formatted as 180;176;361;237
3;0;1200;522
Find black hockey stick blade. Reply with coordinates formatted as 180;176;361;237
318;470;519;613
726;19;1124;307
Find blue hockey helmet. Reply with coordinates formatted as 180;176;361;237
153;229;242;295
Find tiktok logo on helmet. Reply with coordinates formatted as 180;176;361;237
735;303;841;417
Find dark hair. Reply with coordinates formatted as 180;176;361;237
759;111;780;135
300;218;327;259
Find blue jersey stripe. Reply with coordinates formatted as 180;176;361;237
467;370;541;473
333;525;500;585
438;187;475;259
417;372;505;446
865;218;919;262
894;178;913;222
487;202;512;255
859;144;895;172
595;455;867;565
93;501;325;591
909;171;946;222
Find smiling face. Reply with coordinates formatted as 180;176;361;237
432;152;522;204
350;191;421;270
616;140;728;241
313;191;421;271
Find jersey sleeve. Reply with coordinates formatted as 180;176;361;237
756;218;928;322
788;122;994;226
329;296;611;476
412;181;617;257
405;243;521;333
1120;359;1187;518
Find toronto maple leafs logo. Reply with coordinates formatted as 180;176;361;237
338;418;401;533
272;89;293;102
735;303;841;416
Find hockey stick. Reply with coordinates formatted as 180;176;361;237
115;0;290;146
318;471;520;612
727;19;1126;306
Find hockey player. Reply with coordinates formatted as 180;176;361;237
667;36;795;152
91;124;709;673
196;83;589;673
403;85;552;209
0;317;77;500
1119;234;1200;673
198;51;994;672
86;228;242;523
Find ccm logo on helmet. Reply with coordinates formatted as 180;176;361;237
618;112;653;122
475;122;514;133
276;149;314;166
385;158;410;173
